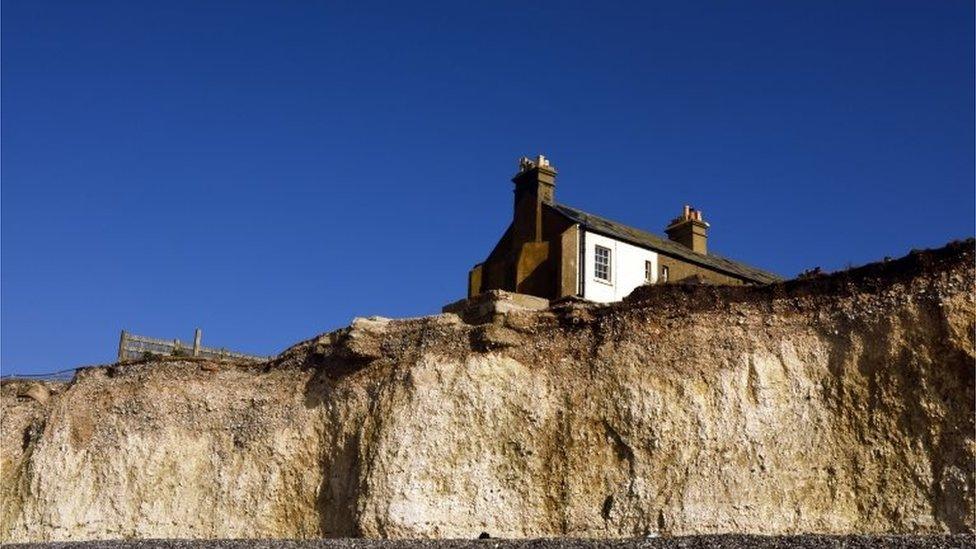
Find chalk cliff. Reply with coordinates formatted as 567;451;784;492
2;241;973;543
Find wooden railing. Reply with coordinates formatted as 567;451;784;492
117;329;270;362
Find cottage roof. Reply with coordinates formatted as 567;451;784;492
548;203;782;284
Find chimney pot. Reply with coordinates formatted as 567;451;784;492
666;204;709;255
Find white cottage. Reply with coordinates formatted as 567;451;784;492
465;155;780;304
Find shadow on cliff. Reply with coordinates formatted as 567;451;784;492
820;278;975;532
292;346;374;538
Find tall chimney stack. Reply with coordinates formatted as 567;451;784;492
665;204;709;254
511;154;557;243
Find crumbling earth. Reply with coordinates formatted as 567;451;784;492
2;241;973;543
4;534;975;549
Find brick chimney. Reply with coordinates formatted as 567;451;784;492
665;204;709;254
512;155;556;243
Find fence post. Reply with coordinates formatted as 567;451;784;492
193;328;202;357
118;330;128;362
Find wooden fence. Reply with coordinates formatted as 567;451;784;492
117;329;270;362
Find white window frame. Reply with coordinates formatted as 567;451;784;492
645;260;653;283
660;265;670;283
594;245;612;283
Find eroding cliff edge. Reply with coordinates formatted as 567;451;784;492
2;241;973;542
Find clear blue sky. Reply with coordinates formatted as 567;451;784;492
3;1;973;374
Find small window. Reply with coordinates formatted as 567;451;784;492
645;260;653;283
660;265;670;283
594;245;611;281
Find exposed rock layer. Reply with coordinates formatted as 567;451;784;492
2;241;974;542
4;534;976;549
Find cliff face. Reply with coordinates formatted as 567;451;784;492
2;242;973;543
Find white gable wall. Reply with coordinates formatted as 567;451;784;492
582;230;659;303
